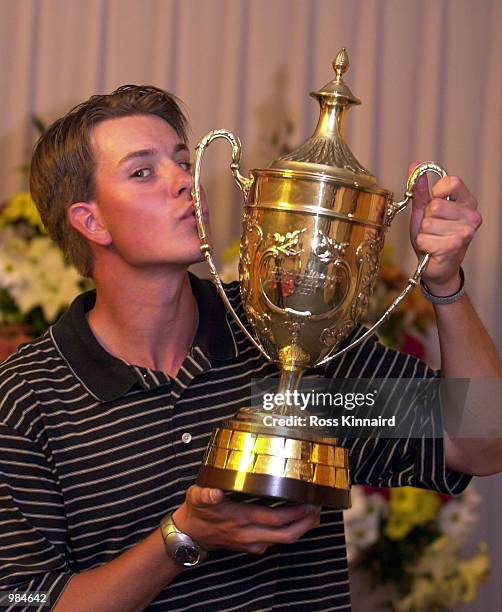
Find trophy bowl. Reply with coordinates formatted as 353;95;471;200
192;49;446;508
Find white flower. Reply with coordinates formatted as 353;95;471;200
345;512;380;562
0;231;82;321
345;487;387;523
344;487;387;562
365;491;388;517
438;499;478;540
461;483;482;509
344;485;367;522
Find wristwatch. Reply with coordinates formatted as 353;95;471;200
160;513;208;567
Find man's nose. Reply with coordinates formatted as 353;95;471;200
170;164;193;198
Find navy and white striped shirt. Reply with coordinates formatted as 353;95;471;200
0;276;469;611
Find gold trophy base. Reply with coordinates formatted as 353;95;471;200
197;409;351;508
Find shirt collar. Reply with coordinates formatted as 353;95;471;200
50;273;238;402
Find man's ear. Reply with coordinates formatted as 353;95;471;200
68;202;111;246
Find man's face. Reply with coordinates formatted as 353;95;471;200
88;114;209;270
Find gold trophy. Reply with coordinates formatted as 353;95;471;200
192;48;445;508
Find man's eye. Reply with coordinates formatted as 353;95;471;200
179;161;192;171
131;168;152;179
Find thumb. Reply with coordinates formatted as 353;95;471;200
408;161;430;214
187;485;224;507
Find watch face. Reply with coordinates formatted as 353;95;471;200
175;544;200;566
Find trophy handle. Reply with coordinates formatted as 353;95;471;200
192;129;273;362
316;162;447;366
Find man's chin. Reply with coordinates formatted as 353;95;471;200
189;252;206;266
181;248;206;268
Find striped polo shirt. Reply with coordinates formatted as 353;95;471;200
0;275;469;611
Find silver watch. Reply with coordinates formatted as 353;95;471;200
160;513;208;567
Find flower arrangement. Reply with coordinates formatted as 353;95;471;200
0;191;86;342
345;484;489;610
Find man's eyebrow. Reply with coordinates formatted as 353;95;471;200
118;148;156;166
118;143;189;166
174;143;189;154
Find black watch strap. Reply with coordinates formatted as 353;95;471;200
420;266;465;305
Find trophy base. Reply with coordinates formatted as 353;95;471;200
196;409;351;509
197;465;351;508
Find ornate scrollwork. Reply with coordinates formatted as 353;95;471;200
319;232;384;349
351;234;384;323
278;136;371;177
320;320;355;348
257;229;307;317
240;212;263;304
279;344;311;371
285;317;303;343
267;229;306;258
311;230;348;264
246;304;274;348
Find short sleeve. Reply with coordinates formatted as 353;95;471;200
0;424;73;610
348;436;471;495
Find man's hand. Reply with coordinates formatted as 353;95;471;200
409;163;482;296
172;485;321;555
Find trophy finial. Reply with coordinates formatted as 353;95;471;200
308;47;359;107
333;48;350;81
272;48;370;181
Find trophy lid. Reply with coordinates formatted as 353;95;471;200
269;48;377;189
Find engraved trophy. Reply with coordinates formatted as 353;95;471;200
192;48;446;508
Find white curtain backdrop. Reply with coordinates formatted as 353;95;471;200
0;1;500;608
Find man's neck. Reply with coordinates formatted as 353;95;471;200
87;266;198;377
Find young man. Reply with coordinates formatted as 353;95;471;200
0;85;501;611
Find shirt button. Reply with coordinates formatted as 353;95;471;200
181;432;192;444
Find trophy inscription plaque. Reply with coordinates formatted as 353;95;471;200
192;49;446;508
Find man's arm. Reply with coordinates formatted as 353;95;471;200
54;487;320;611
0;421;319;612
432;292;502;475
410;169;502;475
53;527;180;612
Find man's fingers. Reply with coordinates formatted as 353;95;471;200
187;485;224;506
274;508;321;543
179;491;321;554
419;217;478;238
413;174;430;202
414;232;468;256
409;168;477;217
247;542;270;555
244;503;318;528
243;509;321;547
408;162;430;212
187;486;318;524
407;161;420;175
424;199;480;221
187;488;317;525
431;175;476;206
